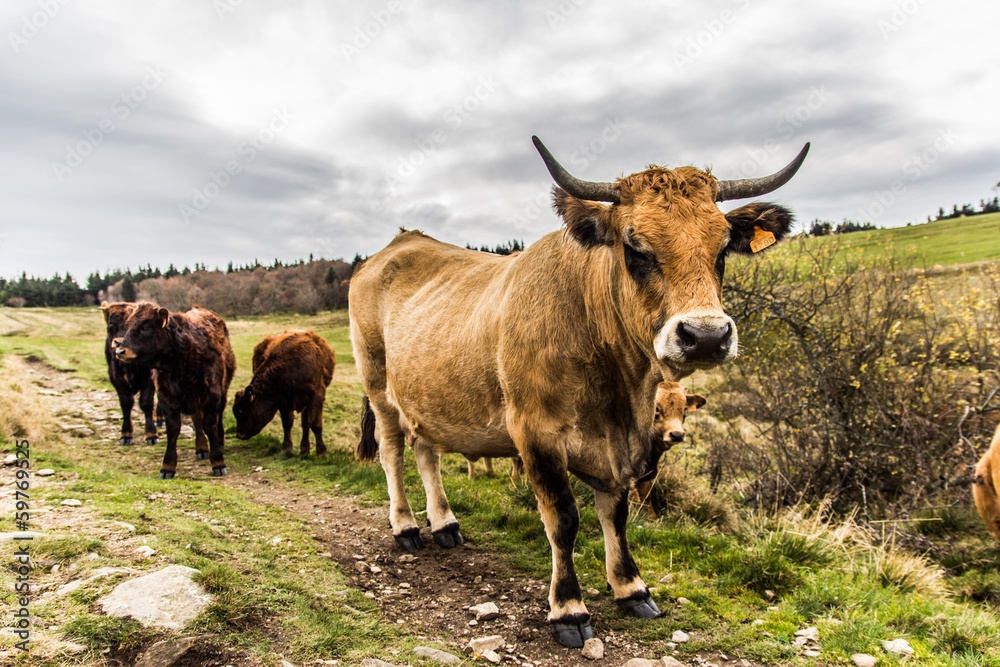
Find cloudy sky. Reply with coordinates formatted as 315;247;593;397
1;0;998;281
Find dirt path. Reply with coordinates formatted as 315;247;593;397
17;360;695;667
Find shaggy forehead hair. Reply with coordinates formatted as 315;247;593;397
614;166;718;207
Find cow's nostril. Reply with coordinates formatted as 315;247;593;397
669;431;685;443
676;322;697;352
676;321;732;361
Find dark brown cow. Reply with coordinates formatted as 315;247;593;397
232;330;336;456
113;304;236;478
632;381;705;516
350;136;807;648
100;301;163;446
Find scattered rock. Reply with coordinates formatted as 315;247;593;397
581;637;604;660
279;660;296;667
113;521;136;532
851;654;878;667
52;567;129;598
361;660;402;667
587;587;600;596
135;635;213;667
881;638;914;655
470;602;500;621
355;561;371;573
135;546;157;558
623;660;661;667
658;573;673;583
2;454;17;465
61;642;88;655
795;627;820;642
60;499;83;507
469;635;505;655
481;649;501;664
413;646;461;664
671;630;690;643
98;565;214;629
676;597;691;605
804;650;821;657
398;554;418;563
662;658;687;667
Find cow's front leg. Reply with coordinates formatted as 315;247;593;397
203;398;227;476
116;388;135;446
595;488;661;619
370;399;422;552
159;405;181;479
139;377;158;445
413;440;462;548
280;408;295;453
513;430;592;648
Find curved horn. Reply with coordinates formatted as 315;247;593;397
715;143;810;202
532;135;620;203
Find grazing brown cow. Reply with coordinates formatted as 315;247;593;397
232;330;336;456
113;304;236;478
974;424;1000;540
100;302;163;446
632;382;706;517
350;136;807;648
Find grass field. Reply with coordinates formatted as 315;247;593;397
4;221;1000;665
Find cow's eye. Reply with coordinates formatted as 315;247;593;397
623;239;658;282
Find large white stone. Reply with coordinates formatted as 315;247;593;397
98;565;213;630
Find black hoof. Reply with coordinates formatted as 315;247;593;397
432;522;464;549
119;436;133;446
195;451;210;460
212;466;227;477
395;527;424;553
617;590;662;619
145;436;158;446
550;614;594;649
159;470;175;480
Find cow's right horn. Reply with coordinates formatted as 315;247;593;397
715;143;810;202
532;136;620;203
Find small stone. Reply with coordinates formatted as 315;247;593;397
60;499;82;507
398;554;418;563
662;658;687;667
474;575;483;584
114;521;136;532
665;642;677;649
586;587;600;596
469;620;478;627
581;637;604;660
399;582;411;589
671;630;690;643
2;454;17;466
764;589;776;600
413;646;461;664
804;650;821;657
481;649;501;664
881;639;914;656
658;573;673;583
355;562;371;573
676;597;691;605
135;546;157;558
795;627;819;642
280;660;296;667
851;654;877;667
623;660;661;667
369;565;382;574
469;635;505;655
471;602;500;621
361;660;402;667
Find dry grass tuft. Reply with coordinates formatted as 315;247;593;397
0;354;53;445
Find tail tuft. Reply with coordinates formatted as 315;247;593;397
356;395;379;461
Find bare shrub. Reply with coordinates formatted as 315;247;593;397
713;240;1000;512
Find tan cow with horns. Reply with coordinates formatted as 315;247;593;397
350;136;809;649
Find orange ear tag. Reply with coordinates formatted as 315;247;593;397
750;226;776;253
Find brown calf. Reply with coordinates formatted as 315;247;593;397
114;304;236;478
632;382;705;516
974;424;1000;540
350;136;806;648
232;330;335;456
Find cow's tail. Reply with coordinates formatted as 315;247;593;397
356;395;379;461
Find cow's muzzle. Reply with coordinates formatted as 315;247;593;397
654;314;737;369
112;338;137;361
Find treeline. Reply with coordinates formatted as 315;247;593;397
928;196;1000;222
465;239;525;255
805;219;879;237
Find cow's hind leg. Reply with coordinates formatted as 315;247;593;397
308;395;327;457
204;397;227;476
412;440;463;548
192;410;210;460
159;404;181;479
280;408;295;454
370;396;423;552
595;488;661;619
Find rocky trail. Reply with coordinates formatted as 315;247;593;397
5;359;738;667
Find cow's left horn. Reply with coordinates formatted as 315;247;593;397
715;143;810;202
532;136;620;203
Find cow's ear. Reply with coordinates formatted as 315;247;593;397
723;202;794;255
100;302;110;321
553;187;616;248
156;307;170;328
686;394;706;411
